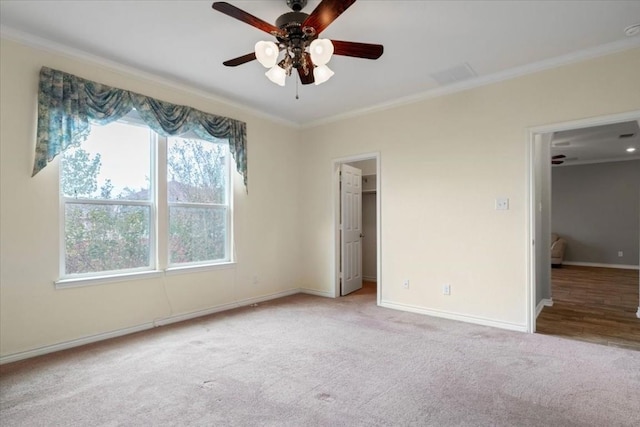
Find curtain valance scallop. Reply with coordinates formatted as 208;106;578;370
33;67;248;189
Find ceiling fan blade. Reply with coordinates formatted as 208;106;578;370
331;40;383;59
302;0;357;35
297;54;315;85
552;160;564;165
223;52;257;67
212;2;285;37
552;154;567;159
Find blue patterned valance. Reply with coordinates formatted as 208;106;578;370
33;67;248;189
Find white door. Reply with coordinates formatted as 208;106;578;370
341;164;363;295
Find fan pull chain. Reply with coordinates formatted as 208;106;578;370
295;74;300;100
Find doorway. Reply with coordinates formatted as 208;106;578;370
333;153;381;305
528;111;640;339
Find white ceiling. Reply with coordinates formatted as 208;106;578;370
1;0;639;128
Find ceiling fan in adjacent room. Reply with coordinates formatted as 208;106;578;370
551;154;578;165
211;0;384;86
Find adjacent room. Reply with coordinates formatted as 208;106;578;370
536;122;640;349
1;1;639;425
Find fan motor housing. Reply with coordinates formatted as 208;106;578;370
276;11;309;30
286;0;307;12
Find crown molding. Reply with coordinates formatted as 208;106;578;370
3;24;639;130
0;25;300;129
303;37;640;129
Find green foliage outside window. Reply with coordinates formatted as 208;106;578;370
168;138;228;264
64;203;150;274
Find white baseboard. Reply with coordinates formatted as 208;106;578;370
299;288;334;298
153;289;300;327
536;298;554;318
637;307;640;319
362;276;378;283
563;261;639;270
0;323;156;366
0;322;154;365
0;288;301;365
379;301;528;332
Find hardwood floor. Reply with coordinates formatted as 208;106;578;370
354;281;377;296
536;265;640;350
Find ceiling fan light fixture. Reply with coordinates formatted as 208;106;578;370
309;39;334;66
626;147;637;153
313;64;334;85
255;41;279;68
213;1;383;89
265;65;287;86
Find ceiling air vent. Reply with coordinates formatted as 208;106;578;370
429;63;477;86
619;133;635;138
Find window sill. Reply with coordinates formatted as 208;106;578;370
165;262;236;276
55;270;164;289
55;262;236;289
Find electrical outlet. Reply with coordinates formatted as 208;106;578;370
443;284;451;295
403;280;410;289
618;251;623;257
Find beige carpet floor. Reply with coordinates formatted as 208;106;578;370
1;284;639;426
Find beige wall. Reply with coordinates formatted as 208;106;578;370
0;39;302;358
2;37;639;359
298;48;640;329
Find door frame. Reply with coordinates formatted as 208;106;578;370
527;110;640;333
332;152;381;305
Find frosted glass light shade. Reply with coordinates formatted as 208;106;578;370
313;64;334;85
255;41;279;68
265;65;287;86
309;39;334;66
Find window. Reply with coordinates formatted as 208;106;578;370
167;137;230;265
60;113;232;280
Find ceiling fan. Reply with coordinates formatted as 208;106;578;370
211;0;384;86
551;154;578;165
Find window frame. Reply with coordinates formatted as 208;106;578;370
56;113;234;288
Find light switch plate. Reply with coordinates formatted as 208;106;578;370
495;198;509;210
